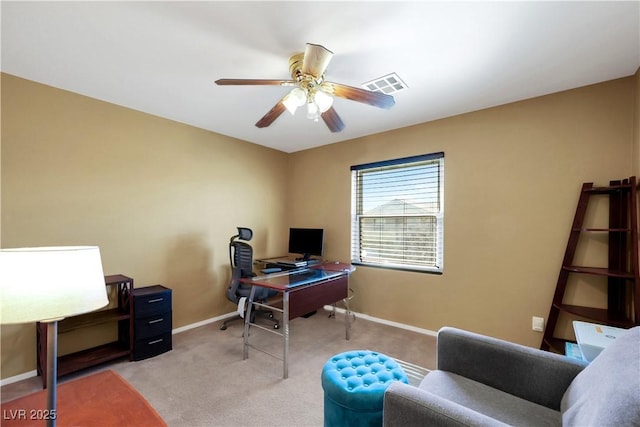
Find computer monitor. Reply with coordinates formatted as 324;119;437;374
288;228;324;261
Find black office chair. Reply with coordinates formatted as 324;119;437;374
220;227;279;331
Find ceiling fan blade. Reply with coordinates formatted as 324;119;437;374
322;82;395;109
301;43;334;78
321;107;345;133
216;79;296;86
255;100;287;128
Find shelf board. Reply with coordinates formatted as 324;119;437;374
572;228;631;232
553;303;635;327
59;308;130;333
542;336;571;355
561;266;634;279
105;274;134;285
586;183;634;194
57;342;130;377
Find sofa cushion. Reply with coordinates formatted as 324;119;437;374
420;370;561;426
561;326;640;426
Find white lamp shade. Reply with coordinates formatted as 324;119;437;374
306;101;320;120
314;90;333;113
282;87;307;114
0;246;108;324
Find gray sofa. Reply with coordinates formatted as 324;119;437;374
383;326;640;426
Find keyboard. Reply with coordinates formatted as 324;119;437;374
277;259;307;267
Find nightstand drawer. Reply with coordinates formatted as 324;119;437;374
134;285;171;318
135;311;172;340
134;332;172;361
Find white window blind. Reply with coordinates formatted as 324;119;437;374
350;152;444;273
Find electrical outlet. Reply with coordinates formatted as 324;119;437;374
532;316;545;332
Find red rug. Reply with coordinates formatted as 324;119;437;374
1;370;166;426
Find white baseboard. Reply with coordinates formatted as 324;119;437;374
172;311;237;334
0;369;38;387
323;305;438;337
0;309;434;386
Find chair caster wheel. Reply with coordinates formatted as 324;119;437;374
220;324;227;330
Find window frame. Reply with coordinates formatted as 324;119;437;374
350;152;444;274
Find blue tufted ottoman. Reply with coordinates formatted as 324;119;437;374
321;350;408;427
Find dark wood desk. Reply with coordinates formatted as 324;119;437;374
240;262;354;378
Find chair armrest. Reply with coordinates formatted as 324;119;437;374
436;327;587;410
383;382;508;427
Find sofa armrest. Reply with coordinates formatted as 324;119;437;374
436;327;587;410
383;382;508;427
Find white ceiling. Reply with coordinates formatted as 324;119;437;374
2;1;639;153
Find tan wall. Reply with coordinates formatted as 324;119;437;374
1;76;3;248
0;73;289;379
288;76;636;347
1;73;637;380
634;67;640;176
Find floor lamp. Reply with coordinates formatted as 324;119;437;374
0;246;108;427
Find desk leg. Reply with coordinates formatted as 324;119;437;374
243;286;257;360
283;291;289;379
344;292;351;341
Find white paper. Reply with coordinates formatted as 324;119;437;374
237;296;246;318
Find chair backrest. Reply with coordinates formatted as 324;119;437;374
232;241;254;278
225;227;255;303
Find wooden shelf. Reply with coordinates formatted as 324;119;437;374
561;266;634;279
586;182;634;194
542;336;571;355
37;274;134;388
105;274;134;283
553;304;635;328
58;342;130;377
59;308;131;333
542;177;639;353
573;228;631;232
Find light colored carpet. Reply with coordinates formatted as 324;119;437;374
1;309;435;426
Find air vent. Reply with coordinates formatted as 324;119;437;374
362;73;407;94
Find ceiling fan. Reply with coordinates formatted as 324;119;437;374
215;43;395;133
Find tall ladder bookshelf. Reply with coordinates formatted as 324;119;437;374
541;176;640;353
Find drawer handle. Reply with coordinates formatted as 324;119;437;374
148;338;164;345
148;298;164;303
148;318;164;324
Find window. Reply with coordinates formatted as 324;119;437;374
350;152;444;273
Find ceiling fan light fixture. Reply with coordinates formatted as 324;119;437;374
314;90;333;113
283;87;306;114
306;101;320;121
217;43;394;132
